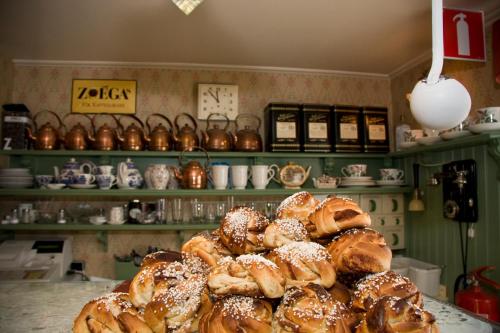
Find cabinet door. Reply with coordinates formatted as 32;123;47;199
384;227;405;250
382;194;404;214
360;195;383;214
385;215;404;227
370;215;385;233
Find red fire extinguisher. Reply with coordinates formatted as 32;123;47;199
455;266;500;322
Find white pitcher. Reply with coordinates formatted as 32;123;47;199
117;158;143;189
145;164;170;190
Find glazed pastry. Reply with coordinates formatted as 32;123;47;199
307;196;371;238
273;283;359;333
207;254;285;298
355;296;439;333
263;218;310;249
351;271;422;312
181;232;232;267
276;191;320;223
326;228;391;275
144;274;212;333
199;296;273;333
219;206;270;254
267;241;336;288
129;261;191;308
73;292;152;333
140;250;182;268
328;282;353;305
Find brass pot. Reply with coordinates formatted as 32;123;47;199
88;114;119;151
116;115;146;151
172;113;199;151
145;113;173;151
26;110;63;150
174;147;209;189
231;114;263;152
201;113;232;151
59;114;92;150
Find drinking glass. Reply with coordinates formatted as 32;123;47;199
215;201;227;222
172;198;183;224
191;198;204;224
205;202;216;224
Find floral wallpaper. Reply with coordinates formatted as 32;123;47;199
391;27;500;129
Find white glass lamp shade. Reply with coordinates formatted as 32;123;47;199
410;77;471;130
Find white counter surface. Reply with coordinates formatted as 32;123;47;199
0;281;497;333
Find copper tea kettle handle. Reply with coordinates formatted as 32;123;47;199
91;113;120;134
59;113;92;134
146;113;173;135
235;113;261;131
206;113;230;131
114;114;145;134
33;110;63;131
175;113;198;132
178;146;210;169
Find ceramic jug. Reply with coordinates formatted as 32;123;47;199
144;164;170;190
117;158;144;189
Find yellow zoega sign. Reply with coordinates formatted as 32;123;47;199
71;79;137;114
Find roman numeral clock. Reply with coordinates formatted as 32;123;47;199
197;84;239;120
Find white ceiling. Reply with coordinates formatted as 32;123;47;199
0;0;499;75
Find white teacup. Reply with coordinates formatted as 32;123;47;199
478;107;500;123
250;165;275;190
379;168;404;181
231;165;248;190
73;173;95;185
210;165;229;190
97;165;114;176
341;164;367;177
97;174;117;190
423;128;440;137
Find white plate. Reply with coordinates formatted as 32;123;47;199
376;180;407;186
0;176;33;181
440;130;472;140
399;141;419;149
468;122;500;134
0;183;33;189
340;181;377;187
0;169;31;176
46;184;66;190
69;184;97;189
416;136;442;145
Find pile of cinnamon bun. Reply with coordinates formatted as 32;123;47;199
73;191;439;333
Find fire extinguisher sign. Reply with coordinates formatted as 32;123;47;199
443;8;486;62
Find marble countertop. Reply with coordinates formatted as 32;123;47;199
0;281;498;333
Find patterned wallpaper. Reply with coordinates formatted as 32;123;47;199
391;27;500;129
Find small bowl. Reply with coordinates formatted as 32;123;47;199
89;216;107;225
46;183;66;190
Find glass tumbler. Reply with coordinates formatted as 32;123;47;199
172;198;183;224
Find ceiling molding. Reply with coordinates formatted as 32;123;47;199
485;5;500;26
11;59;390;80
388;51;432;79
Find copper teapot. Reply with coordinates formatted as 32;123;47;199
88;114;119;151
231;114;263;152
145;113;173;151
201;113;232;151
172;113;199;151
26;110;62;150
174;147;209;189
116;115;146;151
59;114;92;150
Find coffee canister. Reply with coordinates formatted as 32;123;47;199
301;104;332;152
2;104;32;150
362;106;389;153
264;103;301;152
332;105;363;152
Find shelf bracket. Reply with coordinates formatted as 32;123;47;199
383;156;393;167
323;158;335;175
95;231;108;251
487;138;500;180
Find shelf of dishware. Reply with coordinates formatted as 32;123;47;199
389;132;500;157
0;187;412;197
0;149;388;159
0;223;219;231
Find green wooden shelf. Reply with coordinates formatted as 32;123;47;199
0;149;387;159
0;223;219;231
0;187;412;197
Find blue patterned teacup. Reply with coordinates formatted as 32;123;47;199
35;175;54;188
97;175;117;190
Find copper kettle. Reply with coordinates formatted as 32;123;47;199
59;114;92;150
116;115;146;151
174;147;209;189
172;113;199;151
201;113;232;151
88;114;119;151
231;114;263;152
26;110;63;150
145;113;173;151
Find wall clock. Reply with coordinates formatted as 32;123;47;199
197;84;238;120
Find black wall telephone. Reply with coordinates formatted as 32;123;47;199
442;159;478;222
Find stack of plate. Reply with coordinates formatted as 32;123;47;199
340;176;376;187
375;179;407;187
0;168;34;188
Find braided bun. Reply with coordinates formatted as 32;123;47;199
263;218;310;249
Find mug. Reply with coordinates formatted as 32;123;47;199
96;165;114;176
74;173;95;185
478;107;500;123
109;206;125;225
96;174;117;190
250;165;275;190
35;175;54;188
231;165;249;190
341;164;367;177
210;165;229;190
404;129;423;142
379;168;404;181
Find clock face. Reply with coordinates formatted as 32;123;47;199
197;84;239;120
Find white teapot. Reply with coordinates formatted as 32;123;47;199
272;162;311;189
54;157;94;185
117;158;143;189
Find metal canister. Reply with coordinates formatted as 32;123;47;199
127;199;141;224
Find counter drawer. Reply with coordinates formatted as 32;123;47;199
360;195;383;214
382;194;404;214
